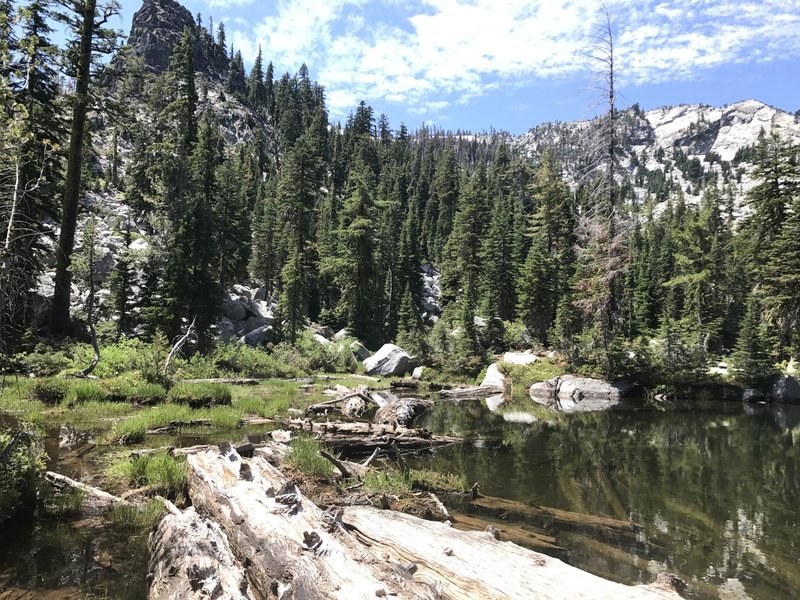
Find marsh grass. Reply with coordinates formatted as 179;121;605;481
167;382;232;408
109;498;165;529
105;451;187;495
40;485;85;517
285;435;334;477
109;404;194;443
68;381;108;404
362;468;468;495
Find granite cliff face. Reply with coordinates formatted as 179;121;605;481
127;0;228;78
513;99;800;213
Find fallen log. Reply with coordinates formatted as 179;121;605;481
45;471;131;515
148;506;253;600
178;378;260;385
342;506;682;600
146;419;214;435
440;384;503;399
285;419;459;457
374;397;433;428
186;445;436;599
390;380;419;389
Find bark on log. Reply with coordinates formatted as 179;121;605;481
186;446;436;599
342;506;682;600
450;511;567;556
374;398;433;428
148;506;253;600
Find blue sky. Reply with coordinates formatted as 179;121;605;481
115;0;800;134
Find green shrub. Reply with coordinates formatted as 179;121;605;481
70;338;146;378
17;350;71;376
29;378;69;405
68;380;108;404
0;426;45;522
285;435;334;477
167;382;232;408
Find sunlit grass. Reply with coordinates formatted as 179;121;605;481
285;435;334;477
105;451;187;495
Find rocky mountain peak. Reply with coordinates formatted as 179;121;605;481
128;0;228;78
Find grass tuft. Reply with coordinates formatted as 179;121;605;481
285;435;334;477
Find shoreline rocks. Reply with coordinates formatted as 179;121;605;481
530;375;629;412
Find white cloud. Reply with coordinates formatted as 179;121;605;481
227;0;800;119
204;0;255;7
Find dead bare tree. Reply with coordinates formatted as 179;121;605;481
574;5;631;375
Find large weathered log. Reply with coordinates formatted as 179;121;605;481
374;397;433;428
148;506;253;600
186;446;436;599
342;506;682;600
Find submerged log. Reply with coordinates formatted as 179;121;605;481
186;445;436;599
450;511;567;556
148;506;253;600
342;506;681;599
469;492;645;546
373;397;433;428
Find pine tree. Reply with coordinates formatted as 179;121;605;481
247;46;266;108
109;220;136;338
731;296;774;388
50;0;120;335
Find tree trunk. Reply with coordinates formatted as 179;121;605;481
0;158;20;322
51;0;97;335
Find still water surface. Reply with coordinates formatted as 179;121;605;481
412;399;800;599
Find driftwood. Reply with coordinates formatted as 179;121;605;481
186;445;436;599
342;506;681;600
390;379;419;389
305;385;377;417
45;471;131;515
374;397;432;428
146;419;213;435
285;419;459;457
440;384;503;399
148;506;253;600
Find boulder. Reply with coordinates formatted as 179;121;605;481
214;318;237;343
253;287;268;302
502;352;538;366
242;315;271;335
231;284;253;300
314;333;332;346
529;375;627;412
222;298;247;322
411;366;425;380
242;325;276;348
251;299;272;318
766;374;800;404
333;328;350;341
363;344;411;377
480;363;506;390
349;341;370;362
743;388;767;403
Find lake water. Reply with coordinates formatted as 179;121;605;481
2;398;798;598
411;398;800;599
